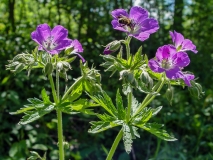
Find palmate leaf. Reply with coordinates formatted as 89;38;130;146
140;123;177;141
10;96;53;115
88;91;117;117
18;103;54;125
10;88;55;125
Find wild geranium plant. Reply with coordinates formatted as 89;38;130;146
88;6;203;160
6;23;101;160
6;6;204;160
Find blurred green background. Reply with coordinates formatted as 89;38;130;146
0;0;213;159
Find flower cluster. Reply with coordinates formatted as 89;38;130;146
149;31;197;86
104;6;197;87
31;23;85;62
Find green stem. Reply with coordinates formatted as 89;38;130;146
125;36;132;60
57;110;64;160
126;91;132;122
153;138;161;158
56;68;64;160
133;77;165;117
106;129;123;160
48;74;58;104
61;76;83;101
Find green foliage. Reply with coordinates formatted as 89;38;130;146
10;89;55;125
1;0;212;159
88;89;176;153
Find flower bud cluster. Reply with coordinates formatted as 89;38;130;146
6;53;35;74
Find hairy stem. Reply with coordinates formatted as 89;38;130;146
48;74;58;104
125;36;132;60
126;91;132;122
48;72;64;159
106;129;123;160
56;68;64;160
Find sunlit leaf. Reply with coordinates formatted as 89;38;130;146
116;89;125;120
140;123;177;141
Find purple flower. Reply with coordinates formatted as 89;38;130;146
111;6;159;41
31;23;72;54
148;45;194;86
175;71;195;86
170;31;198;54
65;40;86;63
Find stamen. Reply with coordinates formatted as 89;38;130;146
42;36;57;50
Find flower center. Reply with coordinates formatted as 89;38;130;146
161;59;173;70
177;45;182;51
43;36;57;50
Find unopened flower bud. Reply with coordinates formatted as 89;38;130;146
188;81;204;99
165;87;174;105
140;71;153;89
13;54;26;63
57;62;63;71
119;70;134;83
103;40;121;54
63;141;70;150
12;63;25;74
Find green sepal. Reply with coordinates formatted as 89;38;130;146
148;69;162;80
131;46;145;70
140;123;177;141
44;62;53;75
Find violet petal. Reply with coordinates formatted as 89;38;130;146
31;23;51;46
181;39;198;53
129;6;148;22
140;18;159;34
172;51;190;68
111;9;129;19
148;59;165;73
165;66;180;79
170;31;184;48
51;25;68;44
